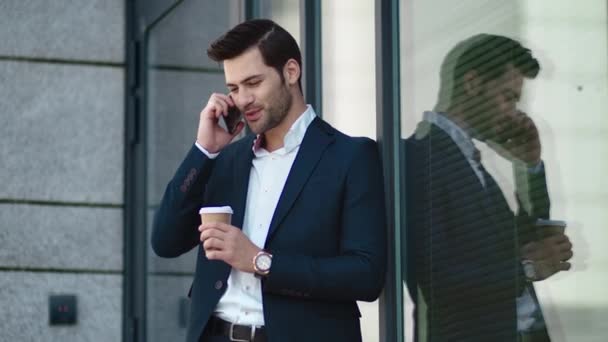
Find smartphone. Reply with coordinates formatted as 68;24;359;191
219;106;243;134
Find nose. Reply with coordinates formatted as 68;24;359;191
234;90;254;110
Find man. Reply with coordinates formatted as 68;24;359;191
152;19;387;342
405;34;574;341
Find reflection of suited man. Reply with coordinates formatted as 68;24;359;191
152;20;386;342
405;35;573;341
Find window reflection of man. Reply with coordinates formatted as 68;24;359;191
405;34;574;342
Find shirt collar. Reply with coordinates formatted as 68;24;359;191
252;105;317;156
423;111;478;161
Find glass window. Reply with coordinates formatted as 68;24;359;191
399;1;607;341
322;0;376;139
322;2;378;342
259;0;301;46
144;1;241;341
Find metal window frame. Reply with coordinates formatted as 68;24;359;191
300;0;323;117
375;0;404;341
124;1;187;341
124;1;146;341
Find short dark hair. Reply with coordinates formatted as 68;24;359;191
207;19;302;90
436;34;540;108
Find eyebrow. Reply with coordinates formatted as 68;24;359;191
226;74;263;88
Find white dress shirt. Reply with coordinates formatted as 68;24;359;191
422;111;486;186
196;105;316;326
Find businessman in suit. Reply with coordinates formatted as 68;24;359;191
404;35;573;341
152;19;387;342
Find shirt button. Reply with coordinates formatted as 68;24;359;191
246;286;250;291
214;280;223;290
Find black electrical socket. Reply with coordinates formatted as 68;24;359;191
49;294;77;325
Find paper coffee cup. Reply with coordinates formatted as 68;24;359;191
535;218;567;236
199;206;233;224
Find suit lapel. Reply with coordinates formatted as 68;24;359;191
266;118;334;241
432;126;501;221
231;135;256;230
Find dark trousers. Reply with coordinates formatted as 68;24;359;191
199;325;230;342
519;329;551;342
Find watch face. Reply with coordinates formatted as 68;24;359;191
256;254;272;272
522;261;536;280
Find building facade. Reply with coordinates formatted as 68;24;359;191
1;1;607;341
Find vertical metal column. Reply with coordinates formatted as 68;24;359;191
124;0;147;341
301;0;323;117
245;0;261;20
375;0;404;341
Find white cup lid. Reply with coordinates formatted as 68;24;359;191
199;206;233;215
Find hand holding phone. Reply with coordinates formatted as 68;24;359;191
196;93;245;153
488;110;541;166
220;105;243;135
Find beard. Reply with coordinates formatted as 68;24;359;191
463;90;503;142
248;83;293;135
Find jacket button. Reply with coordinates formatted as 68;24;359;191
215;280;223;290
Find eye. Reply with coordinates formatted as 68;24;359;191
247;80;261;87
228;87;238;94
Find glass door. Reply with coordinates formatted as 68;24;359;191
142;1;242;341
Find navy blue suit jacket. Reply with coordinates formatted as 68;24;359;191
404;124;550;341
152;117;387;342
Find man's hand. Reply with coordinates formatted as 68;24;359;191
196;93;245;153
488;110;541;166
521;233;574;281
199;222;261;273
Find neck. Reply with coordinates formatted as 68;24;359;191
264;94;307;152
442;103;478;140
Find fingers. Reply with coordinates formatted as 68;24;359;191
557;249;574;262
205;249;228;261
199;224;229;258
202;237;224;251
200;222;232;233
199;225;226;242
210;95;228;118
232;121;246;137
207;93;235;118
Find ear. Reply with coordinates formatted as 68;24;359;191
283;59;301;86
463;70;482;96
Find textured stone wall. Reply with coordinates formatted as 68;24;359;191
0;1;125;341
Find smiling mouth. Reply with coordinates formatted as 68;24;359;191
244;108;262;120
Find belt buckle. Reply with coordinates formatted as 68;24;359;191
229;323;255;342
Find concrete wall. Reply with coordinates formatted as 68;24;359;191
0;1;125;341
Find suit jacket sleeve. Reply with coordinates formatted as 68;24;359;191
514;162;551;244
262;139;387;302
151;145;215;258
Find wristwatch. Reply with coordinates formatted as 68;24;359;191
253;250;273;277
521;259;537;281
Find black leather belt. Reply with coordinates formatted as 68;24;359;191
204;316;267;342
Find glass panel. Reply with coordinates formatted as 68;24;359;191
400;1;607;341
321;2;379;342
322;0;376;139
144;1;241;341
259;0;301;46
